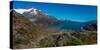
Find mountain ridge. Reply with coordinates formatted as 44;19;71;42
13;8;97;31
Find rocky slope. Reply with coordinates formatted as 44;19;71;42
11;10;48;48
38;31;97;47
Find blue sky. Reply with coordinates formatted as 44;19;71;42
11;1;97;22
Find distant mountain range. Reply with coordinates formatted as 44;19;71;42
14;7;97;31
53;20;97;31
82;20;97;31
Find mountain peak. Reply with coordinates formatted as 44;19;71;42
14;7;41;15
27;7;39;15
28;7;37;10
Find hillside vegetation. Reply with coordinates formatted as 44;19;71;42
11;10;97;49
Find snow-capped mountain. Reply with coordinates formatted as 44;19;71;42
22;7;43;18
14;7;44;22
14;7;40;15
14;7;58;27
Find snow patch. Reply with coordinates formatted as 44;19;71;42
14;9;28;14
14;8;39;15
